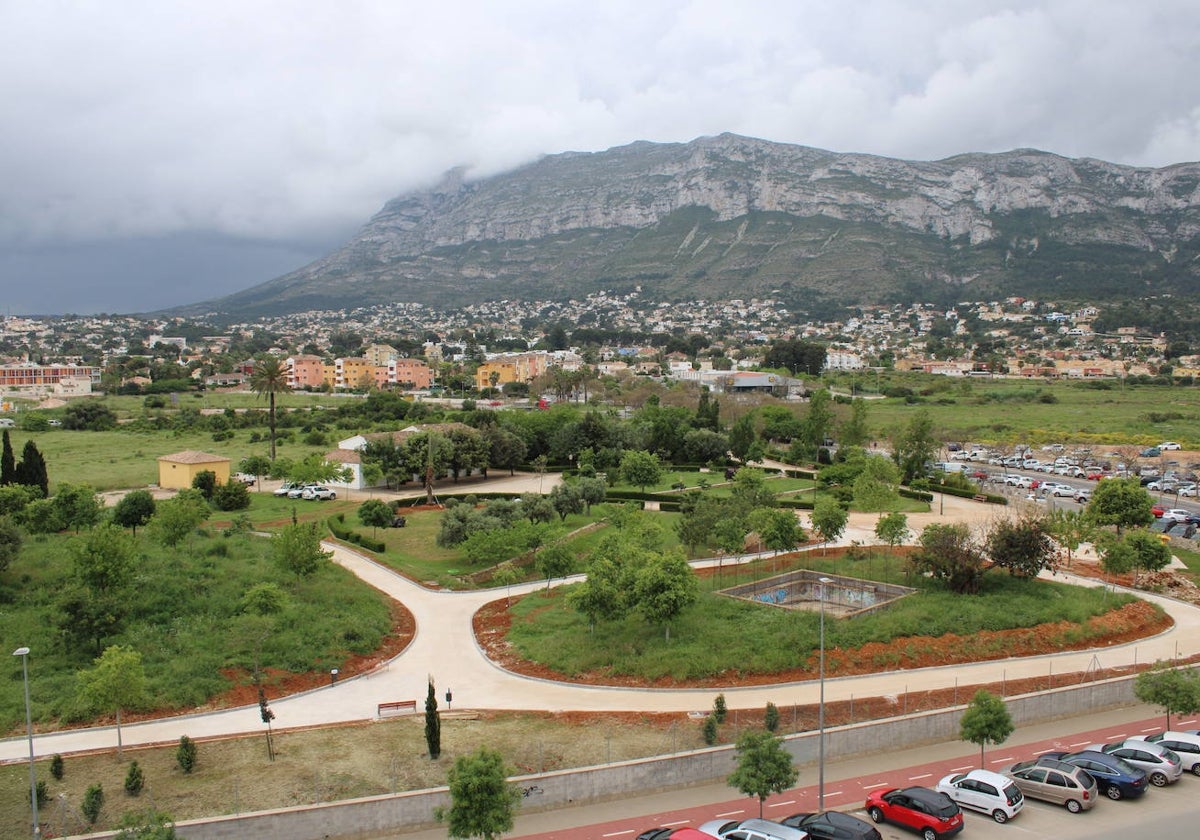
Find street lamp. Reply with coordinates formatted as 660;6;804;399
12;646;39;839
817;577;833;812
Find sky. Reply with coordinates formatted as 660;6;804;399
4;0;1200;317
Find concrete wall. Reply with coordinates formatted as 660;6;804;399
69;672;1157;840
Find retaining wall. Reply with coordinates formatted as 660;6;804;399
66;670;1165;840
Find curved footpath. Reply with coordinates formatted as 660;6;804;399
4;492;1200;762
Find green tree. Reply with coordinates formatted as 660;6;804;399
439;747;521;840
892;410;937;484
764;701;780;733
1123;529;1172;579
64;400;118;431
250;355;291;461
874;511;910;548
239;454;273;489
13;439;49;497
0;429;15;484
485;427;528;476
150;490;211;547
213;480;251;511
273;522;332;578
1134;661;1200;729
1086;478;1154;534
0;516;21;574
78;645;148;757
357;498;394;537
852;455;900;512
175;736;197;773
191;469;218;500
726;729;799;817
810;497;848;553
535;544;574;589
549;482;584;521
633;552;699;640
793;388;835;461
577;476;608;514
750;508;804;557
912;522;986;594
619;449;663;493
986;516;1057;578
425;677;442;760
567;556;629;629
112;489;156;535
71;522;137;594
53;482;103;532
124;760;145;796
959;690;1014;768
728;413;757;462
1045;508;1094;566
839;398;870;447
82;783;105;825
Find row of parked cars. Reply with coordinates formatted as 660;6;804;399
637;729;1200;840
272;481;338;500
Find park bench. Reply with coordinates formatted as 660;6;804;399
377;699;417;718
973;494;988;503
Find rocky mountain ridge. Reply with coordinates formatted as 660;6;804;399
190;133;1200;318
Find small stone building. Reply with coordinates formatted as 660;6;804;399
157;450;232;490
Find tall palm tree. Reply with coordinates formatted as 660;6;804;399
250;355;290;461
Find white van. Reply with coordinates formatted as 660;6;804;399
0;418;15;428
935;462;968;474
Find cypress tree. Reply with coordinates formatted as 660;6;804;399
425;677;441;759
0;430;14;485
14;439;49;497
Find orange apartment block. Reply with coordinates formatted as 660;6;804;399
286;355;325;389
0;362;101;389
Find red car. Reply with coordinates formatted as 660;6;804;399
865;787;963;840
1152;505;1165;518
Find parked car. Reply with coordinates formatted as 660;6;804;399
864;787;963;840
1160;442;1183;450
1161;509;1192;524
1088;738;1183;786
1141;447;1162;458
697;818;807;840
1136;731;1200;775
638;829;719;840
273;481;300;497
1151;505;1165;518
1000;757;1099;813
781;812;880;840
286;483;308;498
1074;489;1092;504
1040;750;1149;800
300;485;337;501
233;472;257;486
934;769;1023;823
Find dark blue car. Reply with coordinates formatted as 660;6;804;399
1041;750;1149;800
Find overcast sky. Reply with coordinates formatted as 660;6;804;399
4;0;1200;317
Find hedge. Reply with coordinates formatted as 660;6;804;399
326;513;386;553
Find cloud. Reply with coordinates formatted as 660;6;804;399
2;1;1199;313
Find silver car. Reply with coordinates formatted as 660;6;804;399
1000;757;1098;813
1134;731;1200;776
1087;738;1183;786
698;818;808;840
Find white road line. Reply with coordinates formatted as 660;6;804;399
715;810;745;818
1069;741;1090;747
909;773;933;780
863;782;890;789
768;801;795;808
602;831;635;837
663;820;690;827
824;791;843;797
1032;748;1055;755
990;756;1014;764
951;765;973;771
1141;727;1159;732
1105;733;1127;740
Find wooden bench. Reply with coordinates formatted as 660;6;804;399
377;700;417;718
973;494;988;503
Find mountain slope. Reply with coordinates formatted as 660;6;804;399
189;133;1200;318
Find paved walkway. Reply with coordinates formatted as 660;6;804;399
5;486;1199;763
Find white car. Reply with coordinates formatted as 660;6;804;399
936;769;1024;823
1179;485;1198;497
1161;508;1192;523
301;485;337;500
1160;442;1183;450
1050;484;1077;497
1135;731;1200;776
273;481;300;497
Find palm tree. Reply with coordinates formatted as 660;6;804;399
250;355;290;461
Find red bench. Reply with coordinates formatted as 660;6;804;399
377;700;417;718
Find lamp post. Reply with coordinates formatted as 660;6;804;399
817;577;833;812
12;646;38;839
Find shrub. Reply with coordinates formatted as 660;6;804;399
713;693;728;723
702;714;718;745
50;753;64;780
176;735;197;773
125;760;145;796
36;779;49;808
764;701;780;733
82;783;105;824
213;480;251;511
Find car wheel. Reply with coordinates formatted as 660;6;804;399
1105;784;1122;800
867;807;884;824
991;809;1008;824
1150;772;1168;787
921;829;937;840
1065;799;1083;813
329;492;337;499
1192;764;1200;777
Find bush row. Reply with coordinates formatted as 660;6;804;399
327;513;386;553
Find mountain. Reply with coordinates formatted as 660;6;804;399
187;133;1200;319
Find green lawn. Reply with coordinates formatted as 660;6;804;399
0;525;392;732
503;552;1141;681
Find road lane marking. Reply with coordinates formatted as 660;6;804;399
990;756;1014;764
715;810;744;817
663;820;690;826
1105;733;1127;740
908;773;933;780
824;791;843;797
951;765;973;771
768;801;795;808
603;831;635;837
864;782;890;789
1141;727;1159;732
1069;741;1089;747
1032;748;1055;755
